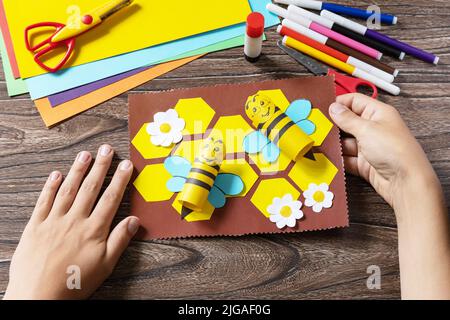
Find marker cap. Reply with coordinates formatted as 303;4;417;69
246;12;265;38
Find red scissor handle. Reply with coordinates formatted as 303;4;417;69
24;22;76;73
328;69;378;98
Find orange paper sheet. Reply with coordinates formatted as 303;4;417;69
35;55;201;127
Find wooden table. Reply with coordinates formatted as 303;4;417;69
0;1;448;299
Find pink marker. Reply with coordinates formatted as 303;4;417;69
266;3;382;60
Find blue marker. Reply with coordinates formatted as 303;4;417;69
274;0;398;25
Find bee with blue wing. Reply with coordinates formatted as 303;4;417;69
243;94;316;163
164;135;244;220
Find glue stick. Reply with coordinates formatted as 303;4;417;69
244;12;265;62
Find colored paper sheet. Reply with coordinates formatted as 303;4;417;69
0;33;27;96
0;0;18;78
35;55;201;128
128;76;349;240
22;0;279;100
48;34;250;107
3;0;251;78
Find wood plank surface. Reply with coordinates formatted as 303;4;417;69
0;0;449;299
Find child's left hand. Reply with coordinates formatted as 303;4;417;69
4;145;140;300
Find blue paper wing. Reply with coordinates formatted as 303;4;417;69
286;99;312;123
166;177;186;193
164;156;191;178
262;142;280;163
214;173;244;196
296;119;316;135
243;131;271;154
208;187;227;208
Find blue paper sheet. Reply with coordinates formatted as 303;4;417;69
26;0;279;100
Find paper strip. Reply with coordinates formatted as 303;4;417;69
0;32;27;96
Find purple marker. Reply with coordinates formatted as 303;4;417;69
321;10;439;64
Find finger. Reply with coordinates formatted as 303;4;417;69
336;93;391;121
70;145;114;217
342;138;358;157
329;102;371;137
89;160;133;229
50;151;92;216
105;216;140;267
30;171;63;223
344;156;359;177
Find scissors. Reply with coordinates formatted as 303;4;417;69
277;41;378;98
25;0;133;73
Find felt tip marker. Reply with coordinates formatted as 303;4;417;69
287;5;405;60
244;12;265;62
274;0;398;25
266;3;382;60
282;36;401;95
277;24;395;83
321;10;439;64
281;19;399;77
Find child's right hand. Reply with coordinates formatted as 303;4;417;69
328;93;439;211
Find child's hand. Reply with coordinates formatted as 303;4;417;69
329;93;438;210
4;145;140;300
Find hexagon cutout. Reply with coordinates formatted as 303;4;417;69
251;178;301;218
132;123;174;160
211;115;252;154
172;138;204;163
133;164;173;202
172;193;215;222
174;98;215;135
257;89;290;112
249;151;291;174
308;109;334;146
220;158;258;197
288;153;338;191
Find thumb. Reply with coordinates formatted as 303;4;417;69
106;216;140;267
329;102;368;137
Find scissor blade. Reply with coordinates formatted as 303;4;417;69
99;0;133;20
277;41;328;76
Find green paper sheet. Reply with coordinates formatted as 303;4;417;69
0;33;27;96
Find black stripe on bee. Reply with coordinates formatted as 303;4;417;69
190;168;217;180
272;121;296;144
265;113;287;137
185;178;212;191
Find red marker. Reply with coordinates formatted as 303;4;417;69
244;12;265;62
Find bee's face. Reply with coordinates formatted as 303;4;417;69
245;94;276;125
198;136;224;166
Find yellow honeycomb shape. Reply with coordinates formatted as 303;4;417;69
288;153;338;191
211;115;252;154
131;123;174;160
257;89;290;112
251;178;301;218
308;109;334;146
249;151;291;174
172;138;204;163
133;164;174;202
174;98;215;135
172;193;215;222
220;158;258;197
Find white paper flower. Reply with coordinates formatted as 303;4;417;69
267;194;304;229
147;109;185;147
303;183;334;213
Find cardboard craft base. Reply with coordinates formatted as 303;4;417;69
129;76;348;240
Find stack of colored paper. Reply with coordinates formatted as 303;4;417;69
0;0;279;127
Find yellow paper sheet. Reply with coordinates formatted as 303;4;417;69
35;55;201;127
4;0;251;78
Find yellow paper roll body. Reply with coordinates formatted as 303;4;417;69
245;94;314;161
179;135;224;212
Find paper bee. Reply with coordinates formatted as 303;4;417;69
244;94;314;162
165;135;244;219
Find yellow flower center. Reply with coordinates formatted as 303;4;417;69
280;206;292;218
313;191;325;202
160;123;171;133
